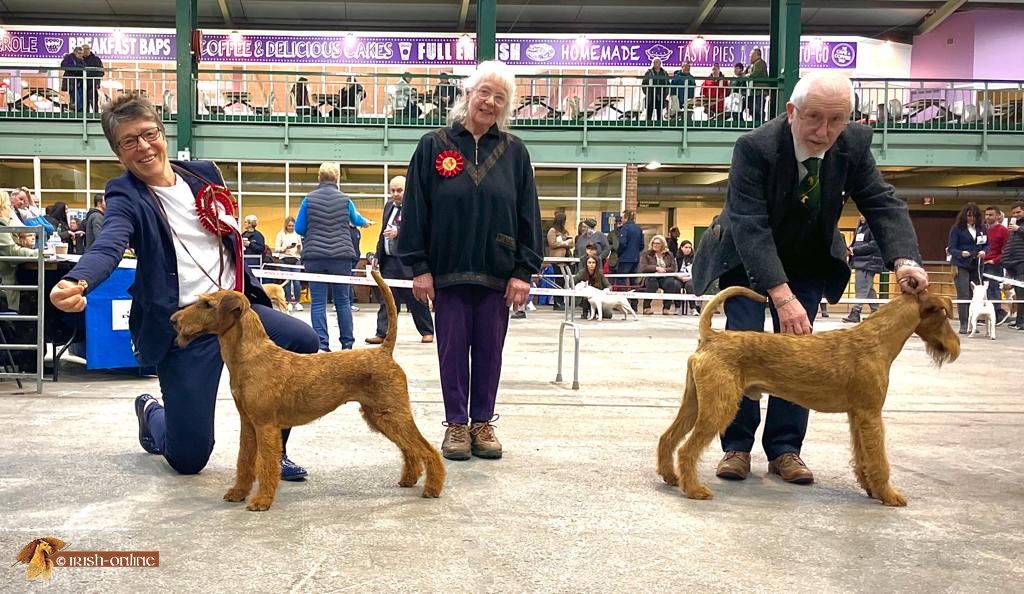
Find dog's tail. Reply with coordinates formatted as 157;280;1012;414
698;286;767;340
371;269;399;354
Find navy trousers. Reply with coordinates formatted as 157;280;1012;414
145;304;319;474
718;268;824;460
373;255;434;338
434;284;509;425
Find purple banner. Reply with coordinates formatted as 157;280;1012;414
497;38;857;70
0;29;856;70
198;34;475;65
0;30;175;60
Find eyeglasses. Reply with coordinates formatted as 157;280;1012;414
116;127;163;152
794;106;851;131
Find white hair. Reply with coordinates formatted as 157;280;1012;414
389;175;406;187
318;162;340;182
789;71;855;110
447;60;517;131
244;214;258;224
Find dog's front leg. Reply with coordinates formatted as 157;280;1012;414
224;416;257;503
247;425;283;511
849;410;906;506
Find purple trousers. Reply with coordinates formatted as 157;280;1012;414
434;284;510;425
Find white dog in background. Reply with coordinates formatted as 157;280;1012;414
968;281;996;340
573;281;638;321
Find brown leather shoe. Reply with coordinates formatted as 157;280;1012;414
643;308;654;315
441;424;471;461
421;334;434;343
364;335;385;345
768;452;815;484
469;420;503;459
715;451;751;480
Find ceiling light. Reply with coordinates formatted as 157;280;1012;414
344;32;357;46
575;35;588;46
113;29;124;39
808;36;823;52
644;161;662;170
690;36;706;51
229;30;242;43
459;34;473;47
879;40;894;59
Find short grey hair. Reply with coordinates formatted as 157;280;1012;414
789;71;855;111
448;60;517;131
318;162;340;182
100;95;164;152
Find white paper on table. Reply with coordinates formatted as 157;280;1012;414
111;300;132;331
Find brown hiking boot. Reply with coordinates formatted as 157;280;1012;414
768;452;815;484
715;451;751;480
441;423;471;461
364;335;385;345
469;419;503;459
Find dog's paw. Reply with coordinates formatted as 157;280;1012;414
684;484;714;500
657;469;679;486
398;478;418;488
223;488;249;502
246;495;274;511
421;486;442;498
879;488;907;507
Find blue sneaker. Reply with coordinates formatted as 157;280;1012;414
134;394;162;455
280;456;308;481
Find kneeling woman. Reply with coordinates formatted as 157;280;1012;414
639;234;681;315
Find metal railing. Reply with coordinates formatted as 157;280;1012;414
2;64;1022;135
0;226;48;394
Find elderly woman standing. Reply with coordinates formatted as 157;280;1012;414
49;95;318;480
399;60;543;461
639;234;682;315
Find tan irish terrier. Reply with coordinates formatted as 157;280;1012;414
171;270;445;511
656;286;960;506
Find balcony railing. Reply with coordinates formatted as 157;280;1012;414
2;64;1022;134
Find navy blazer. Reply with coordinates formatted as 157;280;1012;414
375;200;414;278
65;160;269;365
947;225;989;270
693;115;921;303
617;220;644;264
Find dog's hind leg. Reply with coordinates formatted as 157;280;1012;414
847;412;872;498
849;409;906;507
656;359;699;486
361;403;446;498
674;370;742;500
224;416;258;503
247;425;283;512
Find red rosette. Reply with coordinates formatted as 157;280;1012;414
435;149;465;178
195;183;238;237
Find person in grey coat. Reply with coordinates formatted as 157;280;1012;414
573;218;609;264
843;214;884;323
83;194;105;251
692;71;929;486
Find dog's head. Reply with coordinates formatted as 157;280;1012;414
970;281;990;301
170;290;252;347
913;291;960;366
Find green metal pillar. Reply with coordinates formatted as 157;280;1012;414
477;0;497;62
175;0;197;158
769;0;801;115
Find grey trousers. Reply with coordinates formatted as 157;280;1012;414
849;269;879;315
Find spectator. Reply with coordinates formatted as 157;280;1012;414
701;62;728;118
241;214;266;270
692;71;928;487
727;62;747;122
574;254;610;319
0;190;38;311
274;216;303;311
60;46;84;112
398;60;544;461
546;210;574;311
291;76;311;115
81;43;104;113
574;218;610;263
48;94;318;480
746;48;769;126
434;72;461;115
83;194;105;251
675;239;699;315
67;217;86;255
1001;202;1024;330
983;205;1010;325
340;75;365;111
617;210;643;307
44;201;72;245
670;61;696;118
393;73;420;120
667;226;680;258
642;58;670;123
948;202;988;334
295;162;368;351
9;187;54;246
366;175;434;344
639;234;681;315
842;214;883;323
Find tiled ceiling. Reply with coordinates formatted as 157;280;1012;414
0;1;1021;43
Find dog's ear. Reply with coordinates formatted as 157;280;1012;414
217;292;247;320
920;293;954;320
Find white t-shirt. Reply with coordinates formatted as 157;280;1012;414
150;175;237;306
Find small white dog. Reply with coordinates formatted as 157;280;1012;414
573;281;638;321
968;281;996;340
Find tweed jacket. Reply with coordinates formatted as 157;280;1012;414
693;115;921;303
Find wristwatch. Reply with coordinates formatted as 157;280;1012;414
893;258;921;271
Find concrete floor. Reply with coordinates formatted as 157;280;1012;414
1;305;1022;593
